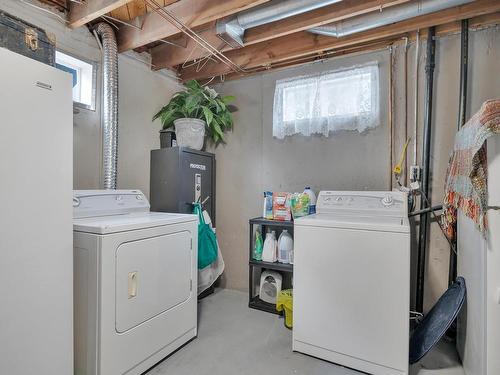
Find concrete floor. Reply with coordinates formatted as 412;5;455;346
146;288;357;375
146;288;464;375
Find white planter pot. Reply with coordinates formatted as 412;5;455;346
174;118;206;150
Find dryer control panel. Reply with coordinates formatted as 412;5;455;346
316;191;408;216
73;190;150;218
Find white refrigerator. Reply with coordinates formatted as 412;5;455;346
457;134;500;375
0;48;73;374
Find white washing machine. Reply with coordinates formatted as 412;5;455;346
293;191;410;375
73;190;198;375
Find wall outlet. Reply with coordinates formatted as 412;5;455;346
410;165;421;182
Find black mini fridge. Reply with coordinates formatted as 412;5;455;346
150;147;216;226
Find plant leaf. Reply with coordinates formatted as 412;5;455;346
152;105;168;121
153;79;234;145
222;95;235;104
185;80;202;91
202;106;213;125
212;120;225;139
185;95;200;115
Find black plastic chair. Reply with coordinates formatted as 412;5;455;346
409;277;466;364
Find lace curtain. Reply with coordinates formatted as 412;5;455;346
273;62;380;139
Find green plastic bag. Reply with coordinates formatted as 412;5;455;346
193;203;218;269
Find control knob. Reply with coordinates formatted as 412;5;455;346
381;194;394;207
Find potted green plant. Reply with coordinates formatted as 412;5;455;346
153;80;235;150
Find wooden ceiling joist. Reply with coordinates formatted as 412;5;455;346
116;0;272;53
178;0;500;81
150;0;410;70
68;0;135;29
216;40;396;83
215;12;500;83
106;0;178;23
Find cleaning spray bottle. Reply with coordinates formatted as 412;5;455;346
253;230;263;261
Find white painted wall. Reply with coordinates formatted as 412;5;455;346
213;50;391;291
117;55;182;196
1;0;499;309
213;26;500;309
424;26;500;311
0;0;182;195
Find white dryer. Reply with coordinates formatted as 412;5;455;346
293;191;410;375
73;190;198;375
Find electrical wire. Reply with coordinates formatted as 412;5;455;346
44;0;69;11
211;40;394;82
143;0;248;74
418;189;457;255
202;76;216;86
413;30;420;166
101;15;141;30
124;52;180;80
91;22;180;81
389;44;394;189
141;0;398;81
100;16;120;30
157;38;186;48
18;0;68;24
16;0;180;82
403;37;409;185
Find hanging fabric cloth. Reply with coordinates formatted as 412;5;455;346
442;99;500;240
193;202;218;269
196;206;225;295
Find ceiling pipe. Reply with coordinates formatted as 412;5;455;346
216;0;342;47
308;0;474;38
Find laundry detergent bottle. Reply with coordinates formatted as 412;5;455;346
277;230;293;264
304;187;317;214
262;231;277;263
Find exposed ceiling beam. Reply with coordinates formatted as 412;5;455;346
179;0;500;81
245;0;411;44
116;0;271;53
212;40;395;83
68;0;134;29
214;12;500;83
151;0;409;70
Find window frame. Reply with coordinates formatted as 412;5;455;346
56;50;98;112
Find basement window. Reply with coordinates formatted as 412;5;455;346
273;62;380;139
55;51;97;111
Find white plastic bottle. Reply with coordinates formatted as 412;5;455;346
304;187;317;214
277;230;293;264
272;230;278;260
262;231;277;262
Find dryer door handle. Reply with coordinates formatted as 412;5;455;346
128;271;138;299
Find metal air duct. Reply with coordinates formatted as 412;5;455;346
216;0;342;47
308;0;474;38
95;23;119;190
